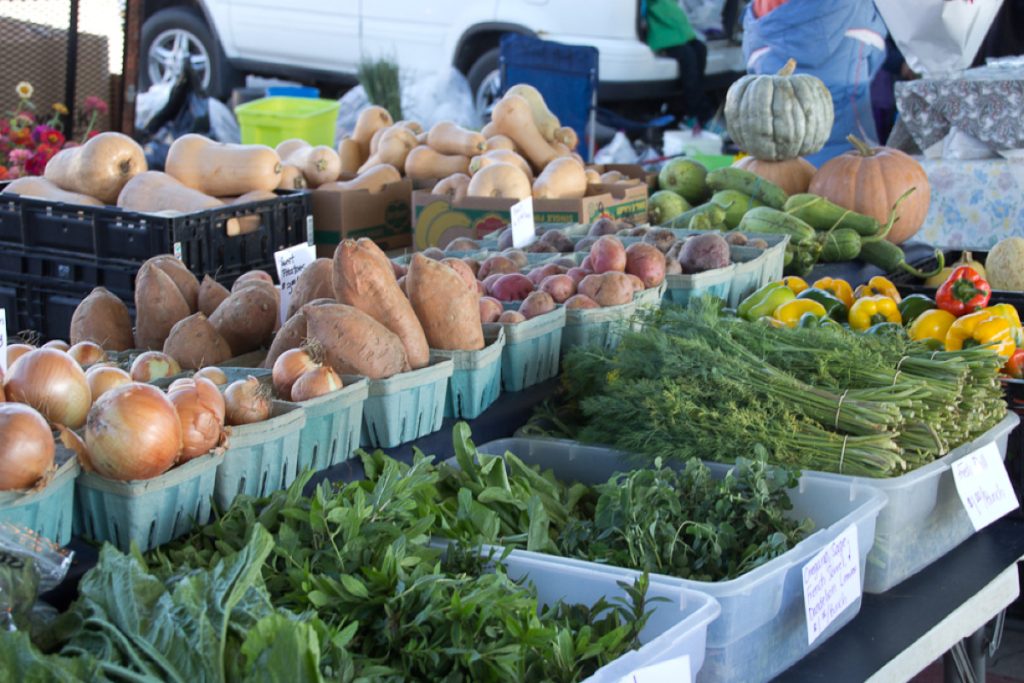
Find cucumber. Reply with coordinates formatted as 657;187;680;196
706;167;788;209
665;202;727;229
818;227;862;262
710;190;763;229
784;194;881;236
738;206;816;245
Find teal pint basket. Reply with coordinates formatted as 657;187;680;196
74;451;223;552
431;329;505;419
361;359;454;448
728;246;767;307
664;263;736;307
215;401;306;510
0;447;79;545
235;96;340;148
561;299;638;354
484;307;565;392
288;377;369;473
633;281;667;315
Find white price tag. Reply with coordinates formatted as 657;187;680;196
173;242;183;260
274;243;317;325
802;524;861;646
510;197;536;248
0;308;7;374
951;442;1019;531
619;655;691;683
306;215;315;245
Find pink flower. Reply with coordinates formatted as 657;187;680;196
83;96;108;115
15;112;34;125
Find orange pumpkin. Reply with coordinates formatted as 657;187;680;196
733;157;816;196
808;135;931;246
754;0;790;18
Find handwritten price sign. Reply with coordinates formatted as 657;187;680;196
951;442;1018;531
802;524;861;645
274;243;317;325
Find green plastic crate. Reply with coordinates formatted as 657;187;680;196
361;359;454;449
215;401;306;510
288;377;369;473
74;451;223;552
431;329;505;419
484;307;565;392
0;447;79;545
235;96;340;148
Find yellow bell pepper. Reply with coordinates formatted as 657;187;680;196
812;277;854;308
908;309;957;344
774;298;827;327
848;295;902;331
945;311;1017;359
781;276;809;295
982;303;1024;346
854;276;902;304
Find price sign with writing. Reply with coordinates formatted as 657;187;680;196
619;655;691;683
802;524;861;645
0;308;6;373
511;197;536;248
951;442;1019;531
274;243;317;325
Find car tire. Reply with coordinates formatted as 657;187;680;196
466;47;502;119
140;7;238;100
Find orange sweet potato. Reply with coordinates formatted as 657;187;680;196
286;258;334;319
70;287;134;351
148;255;199;312
304;302;410;379
134;261;191;350
407;253;484;351
208;285;278;355
163;312;232;369
198;275;230;317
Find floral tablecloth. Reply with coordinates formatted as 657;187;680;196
919;158;1024;249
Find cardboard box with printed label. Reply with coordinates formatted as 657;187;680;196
311;177;413;256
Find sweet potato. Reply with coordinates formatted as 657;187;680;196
391;261;408;279
134;261;191;350
578;272;634;307
539;274;576;303
590;236;627;274
501;248;528;269
626;274;644;292
332;238;430;369
198;275;230;317
625;243;667;288
233;270;274;289
286;258;334;319
163;312;232;369
209;285;278;355
497;310;526;324
69;287;134;351
479;296;504;323
231;279;282;332
407;253;484;351
527;263;567;285
477;255;518;280
263;310;307;369
565;294;600;309
519;291;556;320
442;258;478;292
147;255;199;313
305;303;410;379
490;273;535;302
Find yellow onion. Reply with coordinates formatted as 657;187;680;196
86;365;132;403
85;383;182;481
167;378;196;393
68;341;108;367
4;348;91;428
56;424;93;472
291;367;343;402
224;377;271;426
272;348;318;401
169;378;225;461
42;340;69;352
0;403;55;490
194;367;228;385
6;344;34;369
130;351;182;382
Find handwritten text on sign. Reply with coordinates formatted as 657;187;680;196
619;654;691;683
511;197;536;248
951;442;1019;531
802;524;861;645
274;243;317;325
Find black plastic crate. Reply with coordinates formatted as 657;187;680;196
890;248;1024;310
0;185;312;281
0;246;137;301
5;278;135;344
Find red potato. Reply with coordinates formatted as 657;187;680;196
482;273;504;294
479;296;504;323
626;274;644;292
538;230;575;252
665;258;683;275
578;272;634;307
588;217;619;237
527;263;567;285
539;274;576;303
461;258;481;277
519;291;556;320
421;247;445;260
552;257;577;269
565;294;599;309
590;236;627;274
643;228;677;254
476;281;487;296
525;242;557;254
497;310;526;324
442;258;478;292
575;236;598;252
581;255;594;271
566;267;589;286
478;255;519;280
391;261;408;279
490;273;535;301
625;243;667;288
501;248;528;269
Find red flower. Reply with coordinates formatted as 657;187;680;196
83;96;108;115
86;130;100;140
10;127;32;146
0;119;9;136
32;126;65;148
0;166;9;180
24;149;50;176
35;142;58;159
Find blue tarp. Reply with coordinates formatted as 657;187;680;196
742;0;888;165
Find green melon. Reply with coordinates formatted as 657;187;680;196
658;158;709;204
648;190;690;226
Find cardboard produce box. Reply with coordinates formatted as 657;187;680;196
311;177;413;256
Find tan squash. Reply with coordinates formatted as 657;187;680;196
118;171;223;213
369;126;387;156
352;106;394;158
320;164;402;194
431;173;471;203
533;157;587;200
395;120;423;134
276;139;341;187
490;95;559;172
228;190;277;236
277;163;307;190
554;126;579;151
337;137;364;175
274;139;308;160
466;162;532;200
505;84;560;142
359;126;418;173
426;121;487;157
486;135;517;152
404;145;470;180
733;156;816;196
43;132;146;204
481;121;500;139
166;134;282;196
552;141;573;158
468;149;533;180
584;168;602;184
1;176;103;206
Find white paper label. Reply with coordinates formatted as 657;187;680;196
0;308;7;374
306;215;315;245
803;524;861;645
274;243;317;325
173;242;183;260
510;197;536;248
620;655;691;683
951;442;1019;531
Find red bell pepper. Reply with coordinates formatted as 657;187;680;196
935;266;991;317
1005;348;1024;379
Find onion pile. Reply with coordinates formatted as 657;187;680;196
3;348;92;428
85;383;182;481
68;341;107;367
42;340;69;352
291;366;343;402
6;344;33;368
130;351;182;382
194;367;228;385
272;348;318;401
86;365;132;403
0;403;55;490
168;377;225;461
224;377;271;426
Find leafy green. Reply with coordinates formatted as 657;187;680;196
0;630;106;682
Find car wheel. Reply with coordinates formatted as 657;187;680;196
466;47;502;120
140;7;237;99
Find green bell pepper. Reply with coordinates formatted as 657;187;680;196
737;282;796;321
796;287;849;323
798;312;823;328
897;294;936;326
864;322;906;337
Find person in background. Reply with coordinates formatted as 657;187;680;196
741;0;888;165
872;36;915;144
642;0;715;130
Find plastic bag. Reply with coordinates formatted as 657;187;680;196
208;98;240;144
138;65;212;170
594;131;640;164
662;127;723;157
682;0;726;33
941;127;997;160
134;82;174;132
0;524;72;631
335;85;371;142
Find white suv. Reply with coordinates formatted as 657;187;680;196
140;1;745;111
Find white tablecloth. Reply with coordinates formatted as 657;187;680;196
918;158;1024;249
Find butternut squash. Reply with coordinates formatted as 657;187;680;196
532;157;587;200
359;126;418;173
352;105;394;158
481;121;500;139
277;164;307;190
228;190;277;236
43;131;146;204
469;149;533;180
555;126;579;150
584;168;602;184
1;176;103;206
166;134;282;196
427;121;487;157
466;163;532;200
552;141;573;158
486;135;516;152
276;139;341;187
118;172;240;239
431;173;471;203
490;95;559;172
337;136;363;175
320;164;402;194
415;131;429;145
505;84;560;142
404;145;469;180
396;120;423;134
